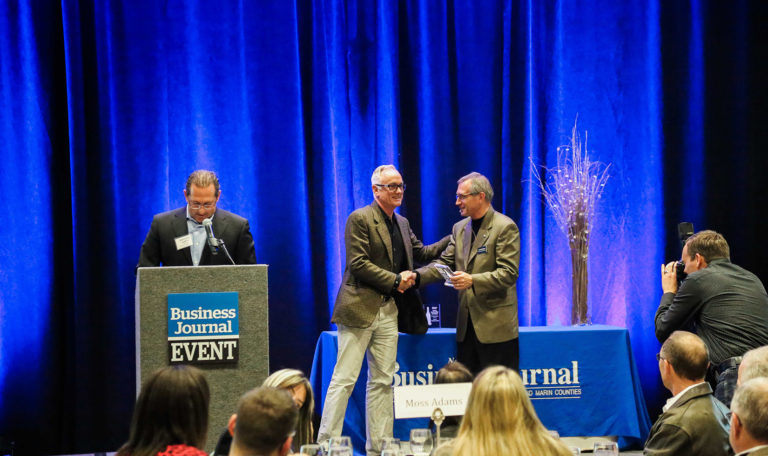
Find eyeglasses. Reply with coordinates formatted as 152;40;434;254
656;353;665;361
375;183;406;192
188;202;215;210
456;192;478;201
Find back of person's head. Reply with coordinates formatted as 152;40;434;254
232;387;298;455
685;230;730;262
731;378;768;444
661;331;710;381
117;365;209;456
430;361;473;432
451;366;570;456
435;360;473;384
740;345;768;384
261;369;314;448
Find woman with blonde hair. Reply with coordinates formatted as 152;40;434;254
213;368;315;455
434;366;571;456
261;368;315;449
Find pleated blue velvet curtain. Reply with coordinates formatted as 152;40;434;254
1;0;765;453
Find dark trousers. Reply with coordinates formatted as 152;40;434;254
707;357;741;408
457;314;519;375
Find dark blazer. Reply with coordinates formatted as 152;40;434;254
644;382;732;456
417;207;519;343
331;202;449;334
137;207;256;267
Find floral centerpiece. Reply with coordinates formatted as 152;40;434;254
532;119;610;325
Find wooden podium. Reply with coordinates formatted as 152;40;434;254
135;265;269;451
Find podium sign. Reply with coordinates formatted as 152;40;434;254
167;292;240;365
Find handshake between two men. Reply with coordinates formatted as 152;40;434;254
396;269;474;292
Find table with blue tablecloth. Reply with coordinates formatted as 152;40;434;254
309;325;651;452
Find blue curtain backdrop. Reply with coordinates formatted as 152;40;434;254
1;0;766;453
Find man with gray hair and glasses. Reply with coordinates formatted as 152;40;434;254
417;171;520;374
318;165;449;455
729;378;768;455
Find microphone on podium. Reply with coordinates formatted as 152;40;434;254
202;218;219;255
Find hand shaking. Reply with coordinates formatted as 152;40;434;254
397;271;417;293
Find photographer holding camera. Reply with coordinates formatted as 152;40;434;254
656;230;768;408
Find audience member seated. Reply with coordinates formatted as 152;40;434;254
729;378;768;455
739;346;768;385
117;365;209;456
429;361;473;440
227;387;298;456
214;368;314;455
644;331;732;456
433;365;571;456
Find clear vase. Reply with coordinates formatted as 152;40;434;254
570;244;589;325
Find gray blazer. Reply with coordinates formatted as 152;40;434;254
644;382;732;456
417;207;519;344
331;202;448;334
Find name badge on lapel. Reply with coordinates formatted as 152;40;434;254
477;245;488;255
174;234;193;250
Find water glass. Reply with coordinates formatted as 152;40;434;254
568;446;581;455
547;429;560;439
329;436;352;449
328;446;352;456
299;444;324;456
380;437;401;453
381;449;399;456
409;428;433;456
593;441;618;455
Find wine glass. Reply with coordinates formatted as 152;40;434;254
568;446;582;455
409;428;433;456
298;444;324;456
593;441;618;455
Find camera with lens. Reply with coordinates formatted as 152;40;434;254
675;261;687;282
674;222;694;283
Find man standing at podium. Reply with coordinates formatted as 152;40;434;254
317;165;448;456
138;170;256;267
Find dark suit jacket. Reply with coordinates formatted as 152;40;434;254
331;202;449;334
644;382;732;456
137;207;256;267
417;207;519;344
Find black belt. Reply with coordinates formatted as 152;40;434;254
715;356;742;374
